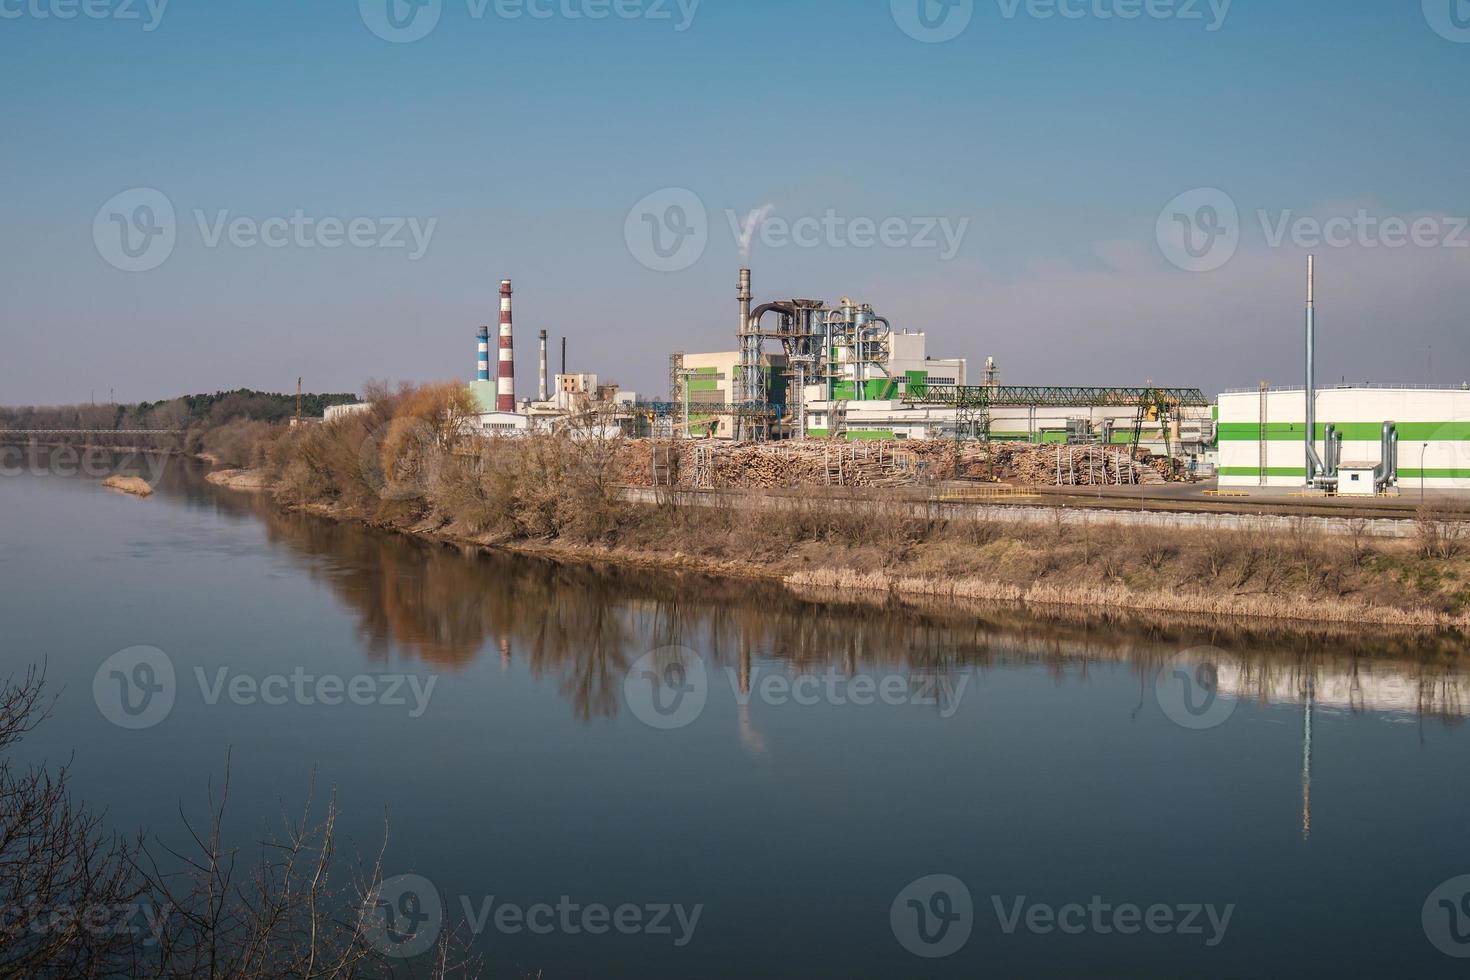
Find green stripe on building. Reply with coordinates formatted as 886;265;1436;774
1219;422;1470;441
1400;469;1470;480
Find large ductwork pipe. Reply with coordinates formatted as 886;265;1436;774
1305;255;1324;484
1376;422;1399;491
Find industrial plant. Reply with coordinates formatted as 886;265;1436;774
457;259;1467;496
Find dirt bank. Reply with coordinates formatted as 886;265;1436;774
102;475;154;497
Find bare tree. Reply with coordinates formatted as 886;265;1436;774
0;668;483;979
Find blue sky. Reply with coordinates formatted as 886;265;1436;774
2;0;1467;404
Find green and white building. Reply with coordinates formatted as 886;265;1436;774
1217;385;1470;491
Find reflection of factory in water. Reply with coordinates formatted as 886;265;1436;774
1210;659;1467;841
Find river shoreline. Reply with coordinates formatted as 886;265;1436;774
205;466;1470;638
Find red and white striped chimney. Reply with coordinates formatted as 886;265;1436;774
497;279;515;412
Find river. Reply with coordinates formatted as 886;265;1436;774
2;454;1469;977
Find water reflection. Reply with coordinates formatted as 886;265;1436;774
188;464;1470;731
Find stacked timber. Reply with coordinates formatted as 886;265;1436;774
611;439;1166;490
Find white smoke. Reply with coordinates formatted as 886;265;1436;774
736;204;776;260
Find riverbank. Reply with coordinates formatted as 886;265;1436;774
216;462;1470;633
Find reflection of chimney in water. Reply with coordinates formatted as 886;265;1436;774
499;636;511;672
1301;674;1314;841
739;645;751;697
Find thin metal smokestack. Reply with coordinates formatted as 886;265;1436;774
561;337;567;377
739;268;752;337
498;279;515;413
538;329;549;402
1304;255;1322;484
477;324;490;382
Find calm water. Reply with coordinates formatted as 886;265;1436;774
3;454;1470;977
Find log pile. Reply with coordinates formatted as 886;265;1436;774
614;439;1167;490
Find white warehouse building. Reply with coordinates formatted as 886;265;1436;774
1217;385;1470;492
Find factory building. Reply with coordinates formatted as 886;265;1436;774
1217;385;1470;491
1218;257;1469;493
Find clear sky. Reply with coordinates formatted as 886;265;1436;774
2;0;1467;405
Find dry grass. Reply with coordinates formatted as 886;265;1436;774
210;394;1470;631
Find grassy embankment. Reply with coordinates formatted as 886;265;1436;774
222;384;1470;630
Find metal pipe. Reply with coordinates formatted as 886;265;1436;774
1305;255;1323;484
538;330;549;402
